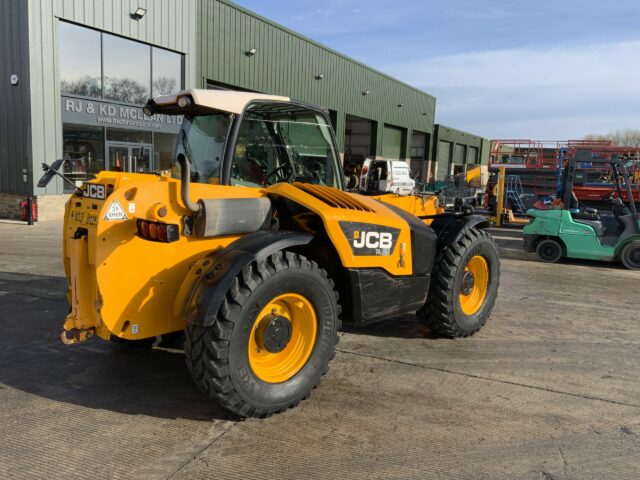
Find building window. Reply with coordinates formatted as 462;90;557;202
103;33;151;104
62;124;105;191
59;21;184;105
59;22;102;98
153;48;182;97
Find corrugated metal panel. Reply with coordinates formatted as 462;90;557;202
382;125;403;160
434;124;485;149
197;0;436;153
0;0;31;194
432;124;490;175
27;0;198;195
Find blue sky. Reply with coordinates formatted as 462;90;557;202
235;0;640;139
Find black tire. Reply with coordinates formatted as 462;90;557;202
620;241;640;270
536;238;563;263
418;227;500;338
184;251;341;418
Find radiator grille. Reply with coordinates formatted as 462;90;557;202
292;183;375;212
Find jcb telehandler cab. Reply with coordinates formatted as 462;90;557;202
524;156;640;269
46;90;500;417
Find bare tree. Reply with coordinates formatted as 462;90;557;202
152;76;177;96
61;75;101;97
584;129;640;148
103;77;149;105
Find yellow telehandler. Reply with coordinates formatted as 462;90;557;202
41;90;500;417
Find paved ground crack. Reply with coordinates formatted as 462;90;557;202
336;348;640;409
165;420;238;479
0;289;65;302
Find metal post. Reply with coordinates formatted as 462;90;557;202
27;195;34;225
495;166;506;227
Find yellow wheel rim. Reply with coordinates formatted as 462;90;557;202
248;293;317;383
459;255;490;316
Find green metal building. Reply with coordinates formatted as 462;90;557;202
432;125;490;181
0;0;487;219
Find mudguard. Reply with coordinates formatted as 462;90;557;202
183;230;313;327
430;214;491;252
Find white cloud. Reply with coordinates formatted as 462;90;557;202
383;41;640;139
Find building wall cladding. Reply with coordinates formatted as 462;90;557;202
196;0;436;157
25;0;199;196
0;0;32;195
4;0;481;206
432;124;489;180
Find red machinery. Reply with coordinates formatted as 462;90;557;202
487;139;640;204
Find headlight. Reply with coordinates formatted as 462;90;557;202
177;96;192;108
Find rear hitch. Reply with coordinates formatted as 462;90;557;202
60;327;95;345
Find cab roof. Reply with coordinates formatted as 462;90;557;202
151;89;291;115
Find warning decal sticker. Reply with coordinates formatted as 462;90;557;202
104;200;129;221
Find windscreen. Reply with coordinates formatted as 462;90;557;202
230;103;341;188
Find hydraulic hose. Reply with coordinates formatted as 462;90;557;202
176;153;201;213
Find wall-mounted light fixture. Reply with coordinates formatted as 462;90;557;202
10;74;18;86
361;90;370;96
315;73;325;80
422;112;427;116
245;48;257;56
130;7;147;20
397;103;403;108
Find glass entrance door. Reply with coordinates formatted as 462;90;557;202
107;143;153;173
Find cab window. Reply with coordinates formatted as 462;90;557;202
230;103;340;188
174;113;231;183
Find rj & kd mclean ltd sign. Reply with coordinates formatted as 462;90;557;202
61;96;183;134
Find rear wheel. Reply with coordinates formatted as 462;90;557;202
620;241;640;270
418;227;500;338
184;251;340;418
536;238;563;263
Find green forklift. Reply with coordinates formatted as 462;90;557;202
523;157;640;269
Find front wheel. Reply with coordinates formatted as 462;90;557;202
184;251;340;418
536;238;563;263
418;227;500;338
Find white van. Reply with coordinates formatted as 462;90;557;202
359;159;416;195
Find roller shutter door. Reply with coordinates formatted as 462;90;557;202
382;125;403;159
285;121;331;157
436;141;451;180
453;144;466;165
468;146;479;164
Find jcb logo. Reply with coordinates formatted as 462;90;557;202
340;221;400;257
353;231;393;250
83;184;106;200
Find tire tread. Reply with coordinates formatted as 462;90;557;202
184;251;340;418
419;228;499;338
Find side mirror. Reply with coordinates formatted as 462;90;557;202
37;160;81;192
37;160;65;188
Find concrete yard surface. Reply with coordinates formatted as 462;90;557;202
1;221;639;479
